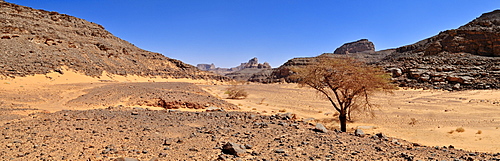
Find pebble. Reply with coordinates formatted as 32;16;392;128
314;123;328;133
275;149;286;153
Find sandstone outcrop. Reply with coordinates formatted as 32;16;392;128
333;39;375;55
0;2;228;81
380;9;500;90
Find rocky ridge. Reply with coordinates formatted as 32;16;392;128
252;10;500;90
379;9;500;90
0;2;228;81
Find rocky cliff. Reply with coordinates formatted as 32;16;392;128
380;9;500;90
0;2;228;81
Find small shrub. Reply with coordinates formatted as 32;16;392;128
252;108;257;110
476;130;482;134
279;109;286;112
409;118;418;125
448;130;454;134
225;86;248;99
456;127;465;133
318;110;323;113
258;98;266;105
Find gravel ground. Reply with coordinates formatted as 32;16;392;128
1;107;499;161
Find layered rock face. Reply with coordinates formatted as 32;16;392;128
333;39;375;55
0;2;228;80
380;9;500;90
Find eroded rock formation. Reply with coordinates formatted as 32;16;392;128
334;39;375;55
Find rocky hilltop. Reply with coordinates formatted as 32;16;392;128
380;9;500;90
197;57;271;81
253;10;500;90
0;2;228;81
334;39;375;55
249;39;393;83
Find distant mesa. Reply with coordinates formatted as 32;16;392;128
196;57;271;81
196;64;216;71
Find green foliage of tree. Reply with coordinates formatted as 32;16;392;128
292;57;394;132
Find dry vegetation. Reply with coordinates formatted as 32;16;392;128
291;57;395;132
224;85;249;99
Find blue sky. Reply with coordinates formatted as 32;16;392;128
7;0;499;67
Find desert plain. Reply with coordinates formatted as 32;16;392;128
0;70;499;160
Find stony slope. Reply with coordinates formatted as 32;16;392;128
0;2;228;81
380;9;500;90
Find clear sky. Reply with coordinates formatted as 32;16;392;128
6;0;499;67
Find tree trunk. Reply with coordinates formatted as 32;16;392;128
339;113;347;132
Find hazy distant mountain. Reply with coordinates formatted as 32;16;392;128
197;57;271;81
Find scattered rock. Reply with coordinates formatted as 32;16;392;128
275;149;286;153
206;106;223;112
222;142;247;157
0;106;496;160
114;157;140;161
354;129;365;137
314;123;328;133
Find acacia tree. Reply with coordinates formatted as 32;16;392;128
292;57;394;132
